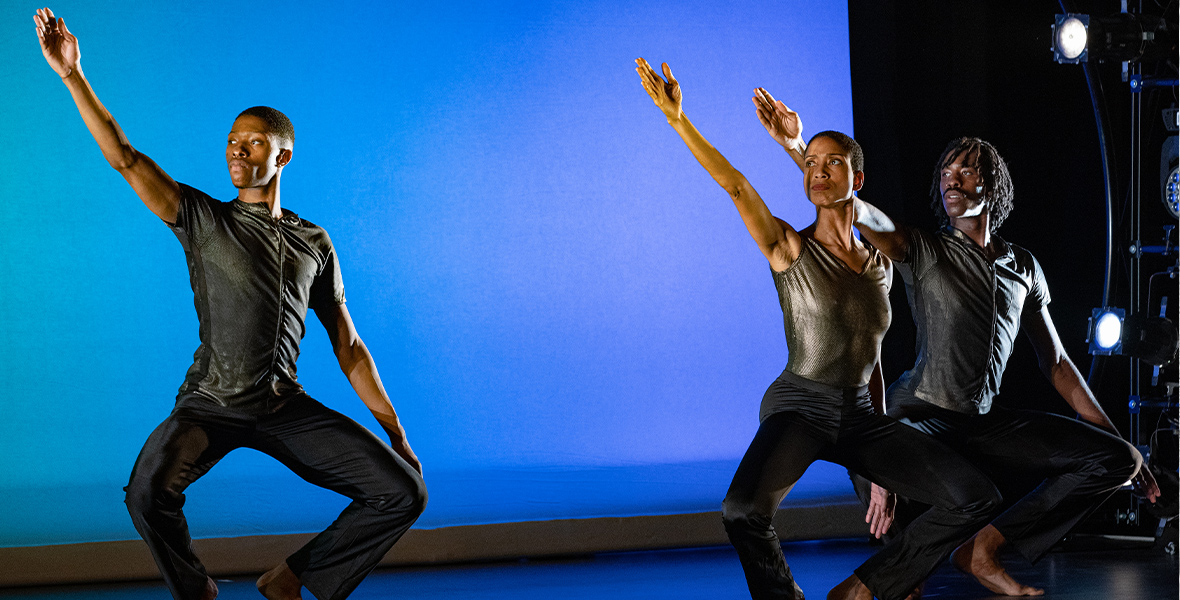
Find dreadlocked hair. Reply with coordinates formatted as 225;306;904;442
928;137;1014;233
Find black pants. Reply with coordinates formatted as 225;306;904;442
853;401;1140;563
722;371;1001;600
124;394;427;600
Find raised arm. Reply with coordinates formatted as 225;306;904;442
752;87;806;172
35;7;179;223
315;303;422;475
852;197;910;262
635;58;799;271
1022;305;1159;502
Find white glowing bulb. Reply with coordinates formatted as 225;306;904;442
1094;312;1122;350
1057;17;1088;60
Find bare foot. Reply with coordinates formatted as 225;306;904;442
952;526;1044;596
827;574;874;600
256;562;302;600
201;577;219;600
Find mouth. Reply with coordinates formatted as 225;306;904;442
811;184;830;192
943;190;964;202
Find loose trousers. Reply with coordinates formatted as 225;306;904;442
853;401;1140;563
124;394;427;600
722;371;1001;600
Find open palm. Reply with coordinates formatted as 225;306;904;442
635;58;683;121
753;88;802;149
34;7;79;78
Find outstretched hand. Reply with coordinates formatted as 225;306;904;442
866;482;896;538
752;88;803;150
34;7;78;78
635;58;682;121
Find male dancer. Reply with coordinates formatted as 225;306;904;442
35;8;426;600
753;90;1160;597
638;58;1001;600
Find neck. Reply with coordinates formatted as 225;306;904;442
813;201;858;250
237;175;283;219
949;212;991;250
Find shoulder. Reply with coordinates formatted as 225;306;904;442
1003;239;1046;278
175;183;221;206
294;214;339;255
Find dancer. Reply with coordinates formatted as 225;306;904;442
753;92;1160;597
636;57;1001;600
35;8;426;600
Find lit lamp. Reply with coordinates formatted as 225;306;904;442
1088;306;1179;366
1051;12;1173;65
1088;307;1125;355
1053;14;1089;63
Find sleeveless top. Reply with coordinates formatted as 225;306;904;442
772;236;892;388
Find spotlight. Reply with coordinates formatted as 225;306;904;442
1053;14;1089;63
1087;306;1179;365
1051;12;1173;64
1089;307;1125;354
1163;135;1179;219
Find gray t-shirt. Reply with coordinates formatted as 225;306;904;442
170;183;346;414
887;227;1050;415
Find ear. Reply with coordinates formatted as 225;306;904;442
276;148;293;168
852;171;865;192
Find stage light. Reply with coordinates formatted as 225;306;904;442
1051;12;1173;64
1163;135;1179;219
1166;164;1179;219
1089;308;1125;354
1053;14;1089;63
1087;307;1178;365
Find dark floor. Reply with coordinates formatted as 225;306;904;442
1;537;1175;599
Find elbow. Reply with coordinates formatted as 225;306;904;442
724;178;751;201
107;146;139;172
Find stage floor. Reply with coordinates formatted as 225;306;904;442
2;538;1175;599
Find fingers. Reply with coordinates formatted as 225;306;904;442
59;17;72;39
662;62;676;84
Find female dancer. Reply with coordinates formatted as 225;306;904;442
635;58;1000;600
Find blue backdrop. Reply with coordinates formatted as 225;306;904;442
0;0;855;546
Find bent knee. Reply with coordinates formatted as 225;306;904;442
1102;439;1142;482
123;478;184;516
946;480;1003;518
372;472;428;518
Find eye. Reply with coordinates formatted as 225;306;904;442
251;140;262;145
805;160;815;167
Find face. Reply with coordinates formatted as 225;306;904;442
226;115;291;189
803;136;863;207
939;149;987;220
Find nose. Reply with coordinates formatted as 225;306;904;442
230;143;248;158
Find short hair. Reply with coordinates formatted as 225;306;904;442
806;130;864;172
929;137;1014;233
236;106;294;147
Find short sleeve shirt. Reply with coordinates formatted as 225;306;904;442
887;227;1050;415
170;183;345;413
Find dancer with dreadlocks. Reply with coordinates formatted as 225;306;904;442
753;92;1159;598
636;58;1003;600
